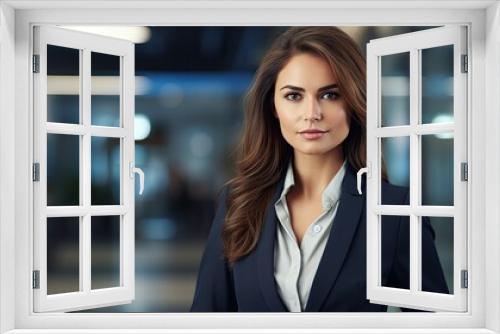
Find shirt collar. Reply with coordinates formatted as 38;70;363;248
275;159;347;211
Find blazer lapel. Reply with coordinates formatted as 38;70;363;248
257;172;288;311
256;162;365;312
305;164;364;312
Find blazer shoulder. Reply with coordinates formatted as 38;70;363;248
217;183;234;208
212;183;231;232
381;180;409;205
190;181;238;312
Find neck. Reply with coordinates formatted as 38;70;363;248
291;148;345;200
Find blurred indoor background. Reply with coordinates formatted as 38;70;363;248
44;26;454;312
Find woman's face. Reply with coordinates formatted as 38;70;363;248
273;52;350;157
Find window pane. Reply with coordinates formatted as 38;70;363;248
381;215;409;290
421;133;454;206
421;216;453;295
47;217;80;294
380;52;410;127
47;134;80;206
47;45;80;124
92;216;120;289
421;45;454;124
91;137;121;205
381;136;410;204
91;52;121;127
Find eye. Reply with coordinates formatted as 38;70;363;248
321;91;340;100
284;92;302;101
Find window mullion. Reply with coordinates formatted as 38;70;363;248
409;47;420;293
81;48;91;294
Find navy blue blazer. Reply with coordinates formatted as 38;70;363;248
190;163;449;312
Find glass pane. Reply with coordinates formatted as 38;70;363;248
421;133;454;206
381;136;410;205
91;52;121;127
91;216;121;289
47;134;79;206
421;216;453;295
421;45;454;124
91;137;121;205
380;52;410;127
381;215;409;290
47;217;80;294
47;45;80;124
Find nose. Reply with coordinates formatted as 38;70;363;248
304;97;323;122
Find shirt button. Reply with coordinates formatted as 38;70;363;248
313;225;322;233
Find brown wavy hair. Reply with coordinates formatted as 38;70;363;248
222;26;387;266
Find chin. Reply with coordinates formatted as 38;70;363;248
295;146;333;156
292;141;341;156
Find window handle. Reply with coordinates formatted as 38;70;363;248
130;162;145;195
356;162;371;195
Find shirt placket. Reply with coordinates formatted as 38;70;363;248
279;202;302;312
273;160;346;313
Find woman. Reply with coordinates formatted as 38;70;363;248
190;27;448;312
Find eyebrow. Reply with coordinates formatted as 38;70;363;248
279;83;338;92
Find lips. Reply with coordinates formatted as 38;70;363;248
299;129;327;134
300;130;326;134
299;129;328;140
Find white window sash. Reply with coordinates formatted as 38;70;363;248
32;25;136;312
366;25;468;312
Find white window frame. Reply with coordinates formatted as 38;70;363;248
0;1;499;333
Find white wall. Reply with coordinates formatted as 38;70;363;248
0;2;16;334
485;2;500;333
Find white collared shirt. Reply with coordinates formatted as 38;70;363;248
273;159;347;312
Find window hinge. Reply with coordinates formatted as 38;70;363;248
461;54;468;73
32;270;40;289
33;163;40;182
461;269;468;289
32;55;40;73
461;162;468;181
